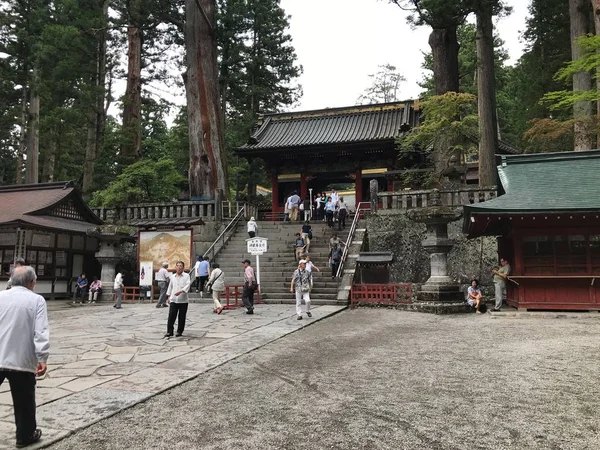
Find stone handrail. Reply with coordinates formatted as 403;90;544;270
377;186;497;211
92;200;217;223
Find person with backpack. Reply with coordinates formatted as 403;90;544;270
205;263;225;314
294;233;306;261
290;260;312;320
330;243;343;279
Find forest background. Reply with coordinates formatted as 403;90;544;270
0;0;594;206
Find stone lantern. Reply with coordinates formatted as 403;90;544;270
87;226;136;302
408;189;467;313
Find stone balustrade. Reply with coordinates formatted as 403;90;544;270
377;186;497;211
92;200;217;224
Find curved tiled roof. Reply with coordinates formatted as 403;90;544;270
0;181;102;231
239;101;419;150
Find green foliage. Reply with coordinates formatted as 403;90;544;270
357;64;406;104
540;36;600;111
90;158;186;207
522;118;574;153
217;0;302;197
400;92;479;158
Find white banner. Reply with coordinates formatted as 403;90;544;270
139;261;154;286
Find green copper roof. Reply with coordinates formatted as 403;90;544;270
465;150;600;214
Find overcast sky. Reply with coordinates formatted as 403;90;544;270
279;0;529;112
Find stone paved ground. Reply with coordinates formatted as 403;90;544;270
41;309;600;450
0;302;344;450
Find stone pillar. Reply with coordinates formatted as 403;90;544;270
369;179;379;213
409;190;464;306
95;239;122;302
271;173;279;213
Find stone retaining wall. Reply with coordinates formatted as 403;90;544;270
365;210;498;294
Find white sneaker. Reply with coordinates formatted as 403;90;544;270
200;291;203;298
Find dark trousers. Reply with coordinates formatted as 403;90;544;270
194;275;208;292
0;371;37;442
338;209;347;230
242;285;255;311
331;261;340;277
326;210;334;228
167;302;189;335
248;231;256;238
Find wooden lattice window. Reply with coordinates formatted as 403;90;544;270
523;235;595;275
49;199;85;221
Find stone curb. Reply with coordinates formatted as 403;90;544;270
28;305;348;450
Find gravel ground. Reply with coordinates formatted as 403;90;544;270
47;310;600;450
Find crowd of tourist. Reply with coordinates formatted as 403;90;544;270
284;190;350;231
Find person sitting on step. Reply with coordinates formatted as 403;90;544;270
467;279;484;314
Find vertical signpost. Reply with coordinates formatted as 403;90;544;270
246;237;268;289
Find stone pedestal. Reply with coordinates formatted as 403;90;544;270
408;190;468;314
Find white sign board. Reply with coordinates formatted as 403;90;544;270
139;261;154;286
247;237;268;255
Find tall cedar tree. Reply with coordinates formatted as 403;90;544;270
474;0;505;187
185;0;228;199
217;0;301;198
569;0;594;150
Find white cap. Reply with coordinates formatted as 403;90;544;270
299;260;307;264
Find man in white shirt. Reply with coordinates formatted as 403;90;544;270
0;266;49;448
155;262;170;308
288;191;300;221
330;189;339;205
113;272;124;309
165;261;191;337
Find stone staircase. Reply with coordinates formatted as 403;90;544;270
189;220;364;306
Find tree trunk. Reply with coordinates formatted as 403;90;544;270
184;0;228;199
570;0;594;150
16;88;27;184
26;67;39;184
122;25;143;159
82;0;109;199
41;139;56;182
476;3;499;187
592;0;600;148
428;27;460;95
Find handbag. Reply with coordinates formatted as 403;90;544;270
205;271;222;295
307;230;313;240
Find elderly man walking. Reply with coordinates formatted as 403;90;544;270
155;262;170;308
0;266;49;448
242;259;257;314
164;261;191;338
290;260;312;320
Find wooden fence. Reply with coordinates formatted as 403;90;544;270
350;283;413;307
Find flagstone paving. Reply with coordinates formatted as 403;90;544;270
0;303;345;449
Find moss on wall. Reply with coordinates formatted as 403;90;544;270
366;211;498;291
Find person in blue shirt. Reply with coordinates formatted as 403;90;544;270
194;256;211;296
324;196;336;228
73;273;88;305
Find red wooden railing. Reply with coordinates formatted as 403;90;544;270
223;285;263;310
350;283;413;308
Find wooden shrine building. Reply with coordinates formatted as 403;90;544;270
0;181;103;296
236;101;421;213
464;151;600;311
